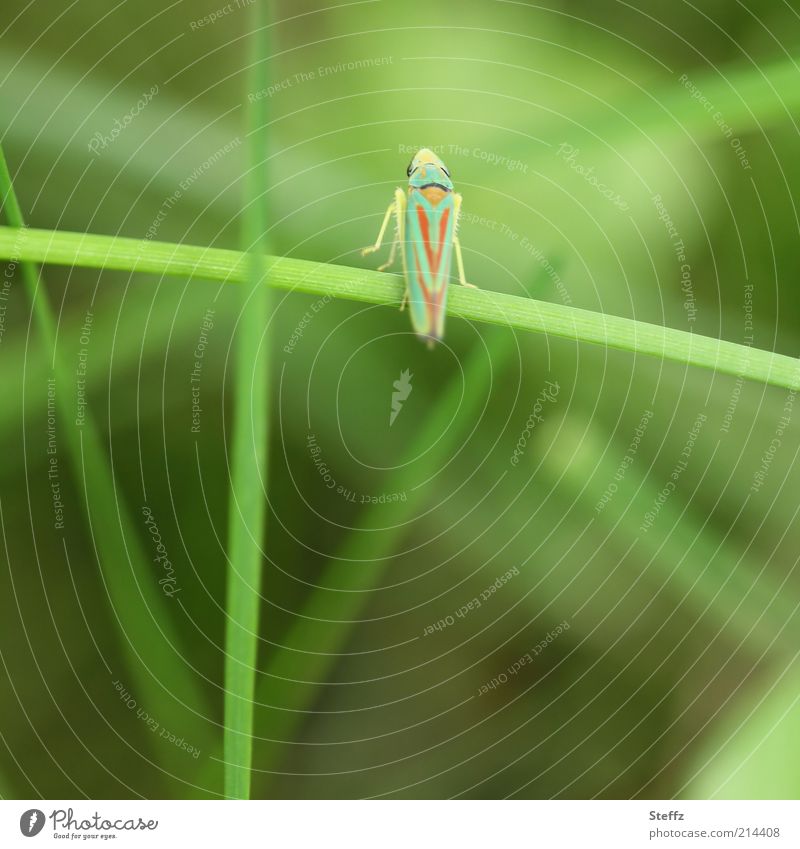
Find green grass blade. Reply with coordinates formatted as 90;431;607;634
0;225;799;392
223;2;272;800
0;149;214;779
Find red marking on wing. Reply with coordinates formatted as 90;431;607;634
412;246;431;301
416;204;450;277
416;205;435;273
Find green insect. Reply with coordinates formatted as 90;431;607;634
363;148;476;346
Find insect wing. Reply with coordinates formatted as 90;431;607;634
403;189;455;340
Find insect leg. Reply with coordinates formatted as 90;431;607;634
453;235;477;289
379;187;407;273
361;200;395;257
362;189;402;258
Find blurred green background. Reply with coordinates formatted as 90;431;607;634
1;0;800;799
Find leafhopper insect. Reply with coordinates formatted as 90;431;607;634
362;148;476;346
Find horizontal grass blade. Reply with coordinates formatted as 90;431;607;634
0;226;798;391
